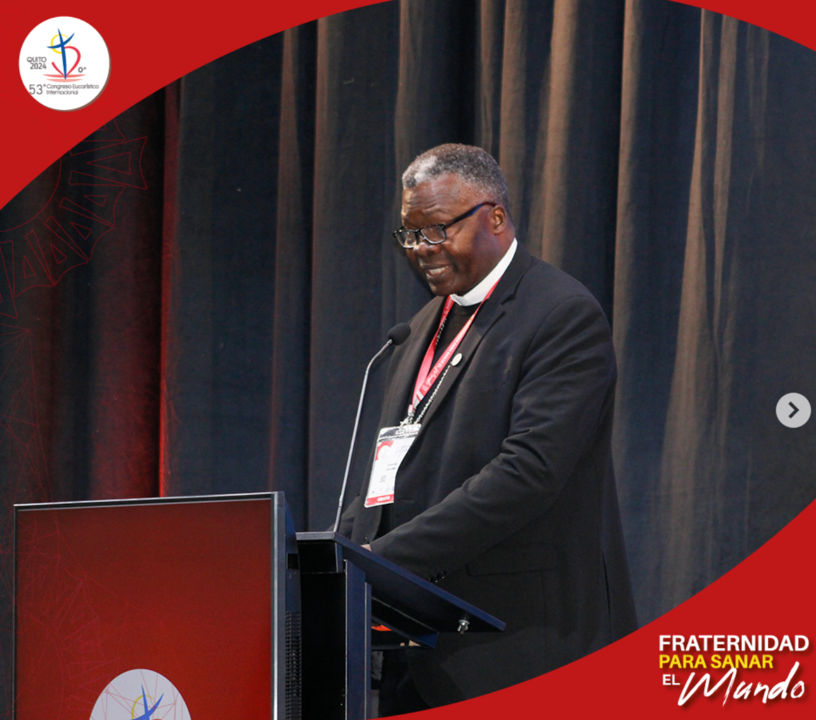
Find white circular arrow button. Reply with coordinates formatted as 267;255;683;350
776;393;811;428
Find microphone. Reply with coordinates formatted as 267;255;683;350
333;323;412;533
388;322;411;345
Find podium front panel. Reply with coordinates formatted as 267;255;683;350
14;493;294;720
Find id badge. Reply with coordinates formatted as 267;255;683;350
364;424;421;507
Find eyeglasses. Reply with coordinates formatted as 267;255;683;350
392;202;497;249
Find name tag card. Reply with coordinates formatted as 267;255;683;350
364;424;421;507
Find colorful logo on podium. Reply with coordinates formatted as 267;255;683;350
90;670;191;720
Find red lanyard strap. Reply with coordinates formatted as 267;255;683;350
410;280;500;412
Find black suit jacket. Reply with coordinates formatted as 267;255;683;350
340;245;637;706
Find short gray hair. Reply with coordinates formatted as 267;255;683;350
402;144;510;209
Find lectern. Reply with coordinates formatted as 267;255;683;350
13;493;503;720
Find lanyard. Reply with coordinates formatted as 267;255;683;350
407;280;499;420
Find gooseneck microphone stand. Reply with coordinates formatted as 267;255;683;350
332;323;411;533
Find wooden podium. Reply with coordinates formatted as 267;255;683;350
13;493;503;720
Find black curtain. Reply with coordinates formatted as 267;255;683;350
3;1;816;713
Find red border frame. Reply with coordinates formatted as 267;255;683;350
2;1;815;717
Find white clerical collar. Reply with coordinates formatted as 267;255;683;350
451;239;518;306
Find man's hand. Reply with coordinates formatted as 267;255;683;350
362;544;371;551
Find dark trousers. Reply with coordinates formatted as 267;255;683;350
377;651;431;717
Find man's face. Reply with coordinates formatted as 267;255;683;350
401;173;506;297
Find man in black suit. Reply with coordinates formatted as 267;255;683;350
339;144;637;714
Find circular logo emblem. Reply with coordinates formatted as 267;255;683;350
90;669;191;720
19;16;110;111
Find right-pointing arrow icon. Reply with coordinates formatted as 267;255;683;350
777;393;811;428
